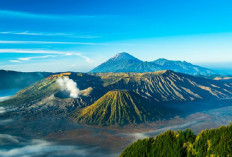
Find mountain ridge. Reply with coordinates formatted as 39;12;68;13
90;52;216;75
1;70;232;126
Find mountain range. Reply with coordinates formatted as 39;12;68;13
90;52;216;75
2;70;232;126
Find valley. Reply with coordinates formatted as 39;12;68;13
0;67;232;156
1;99;232;156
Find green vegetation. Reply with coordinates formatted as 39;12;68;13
74;90;167;126
120;124;232;157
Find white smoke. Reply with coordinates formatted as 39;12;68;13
56;77;80;98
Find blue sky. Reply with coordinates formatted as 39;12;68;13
0;0;232;72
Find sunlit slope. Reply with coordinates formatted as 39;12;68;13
1;70;232;108
99;70;232;102
120;124;232;157
2;70;232;108
75;90;165;126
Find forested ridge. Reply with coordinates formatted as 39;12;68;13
120;124;232;157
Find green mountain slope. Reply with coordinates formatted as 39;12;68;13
74;90;166;126
120;123;232;157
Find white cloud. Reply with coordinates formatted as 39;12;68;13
0;134;20;145
70;53;92;63
0;137;117;157
0;107;6;113
79;55;92;63
65;53;73;56
0;49;92;63
0;97;11;102
0;10;99;20
0;40;98;45
18;55;55;61
9;60;20;63
0;49;78;54
0;31;100;38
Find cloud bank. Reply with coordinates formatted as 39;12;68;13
0;135;116;157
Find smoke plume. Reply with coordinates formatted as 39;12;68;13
56;77;80;98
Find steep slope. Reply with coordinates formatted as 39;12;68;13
0;73;106;118
75;90;166;126
2;70;232;108
98;70;232;102
153;58;216;75
120;124;232;157
90;52;162;73
90;52;216;75
1;71;232;124
0;70;51;90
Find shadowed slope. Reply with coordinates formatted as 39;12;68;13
153;58;215;75
99;70;232;102
90;52;216;75
90;52;162;73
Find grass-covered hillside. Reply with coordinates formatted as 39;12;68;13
74;90;170;126
120;124;232;157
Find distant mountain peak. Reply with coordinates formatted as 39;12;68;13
156;58;168;61
110;52;141;61
90;52;216;75
154;58;187;64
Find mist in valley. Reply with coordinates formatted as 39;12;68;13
1;87;232;157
